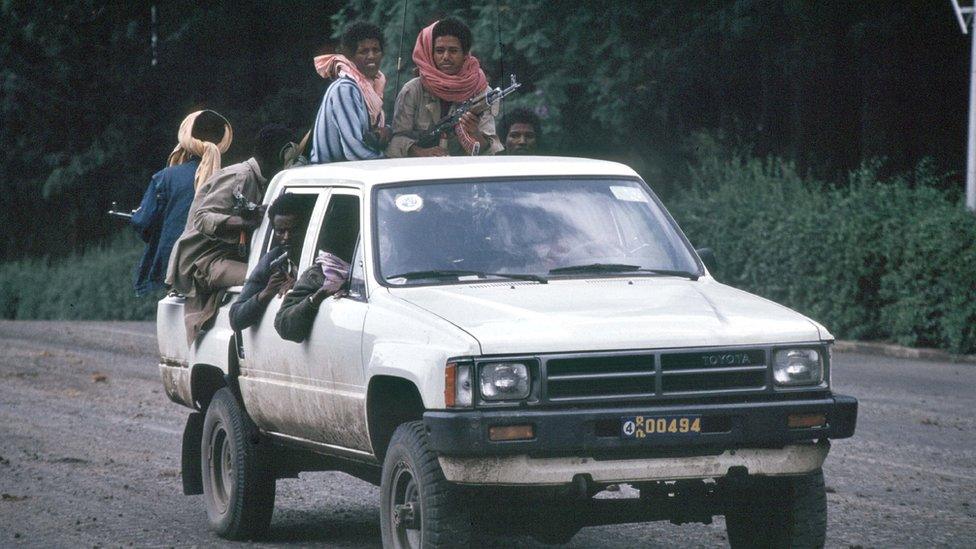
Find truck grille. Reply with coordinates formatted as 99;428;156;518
544;348;768;402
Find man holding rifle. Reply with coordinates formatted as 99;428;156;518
166;124;293;344
131;110;232;296
387;17;504;157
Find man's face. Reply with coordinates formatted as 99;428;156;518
351;38;383;79
433;35;465;76
272;214;302;258
505;122;538;155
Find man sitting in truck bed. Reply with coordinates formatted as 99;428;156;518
228;192;313;332
310;21;390;163
166;124;294;344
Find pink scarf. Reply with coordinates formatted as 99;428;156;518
411;22;488;154
314;54;386;128
412;22;487;102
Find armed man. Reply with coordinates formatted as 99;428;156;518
166;124;294;344
229;192;311;332
387;17;504;157
131;110;232;296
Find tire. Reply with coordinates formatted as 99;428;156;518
724;470;827;549
200;387;276;540
380;421;472;548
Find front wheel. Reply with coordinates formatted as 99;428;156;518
200;387;276;540
380;421;472;548
724;469;828;548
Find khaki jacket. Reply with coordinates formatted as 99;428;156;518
165;158;267;345
165;158;267;294
386;77;504;158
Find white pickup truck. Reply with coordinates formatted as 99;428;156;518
156;156;857;548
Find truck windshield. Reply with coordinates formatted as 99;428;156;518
375;178;700;285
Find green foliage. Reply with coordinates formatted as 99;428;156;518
669;152;976;354
0;234;158;321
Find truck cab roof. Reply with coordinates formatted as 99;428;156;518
272;156;641;191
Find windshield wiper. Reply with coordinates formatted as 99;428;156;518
387;269;548;284
548;263;699;280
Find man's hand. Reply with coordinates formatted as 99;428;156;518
221;204;267;235
459;111;489;150
222;215;260;234
408;143;449;157
257;270;289;303
374;126;392;148
309;276;345;307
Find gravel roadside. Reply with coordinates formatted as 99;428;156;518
0;320;973;547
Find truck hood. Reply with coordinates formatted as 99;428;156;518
389;277;824;355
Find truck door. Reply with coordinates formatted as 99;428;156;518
241;188;371;453
291;190;370;451
237;186;328;435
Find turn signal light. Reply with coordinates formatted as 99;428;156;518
445;363;457;407
788;413;827;429
489;424;535;442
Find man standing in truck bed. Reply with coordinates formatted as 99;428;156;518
131;110;232;296
166;124;293;344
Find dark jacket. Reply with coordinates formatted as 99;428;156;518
229;245;294;332
130;160;199;296
274;265;326;343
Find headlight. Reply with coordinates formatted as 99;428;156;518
479;362;530;400
773;349;823;386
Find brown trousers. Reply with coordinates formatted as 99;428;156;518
184;257;247;345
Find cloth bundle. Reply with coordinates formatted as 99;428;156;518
315;251;351;294
412;21;487;154
166;110;233;190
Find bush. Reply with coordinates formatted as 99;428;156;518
0;233;158;321
668;154;976;354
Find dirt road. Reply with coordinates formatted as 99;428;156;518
0;321;973;547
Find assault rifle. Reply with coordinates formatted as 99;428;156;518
107;201;135;220
232;187;261;257
415;74;522;154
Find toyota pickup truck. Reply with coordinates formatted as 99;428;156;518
156;156;857;548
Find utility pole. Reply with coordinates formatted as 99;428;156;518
951;0;976;211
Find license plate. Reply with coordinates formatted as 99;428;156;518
621;415;701;439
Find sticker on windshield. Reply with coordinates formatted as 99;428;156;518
609;186;648;203
395;194;424;212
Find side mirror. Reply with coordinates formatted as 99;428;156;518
695;247;718;274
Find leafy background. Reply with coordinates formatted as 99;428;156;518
2;1;975;353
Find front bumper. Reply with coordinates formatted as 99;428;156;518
438;442;829;485
424;394;857;458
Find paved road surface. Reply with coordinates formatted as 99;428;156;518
0;321;973;547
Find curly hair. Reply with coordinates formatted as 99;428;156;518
432;17;472;53
498;107;541;141
341;21;384;56
268;192;311;222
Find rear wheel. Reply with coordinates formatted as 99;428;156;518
200;388;276;540
724;470;827;548
380;421;472;548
